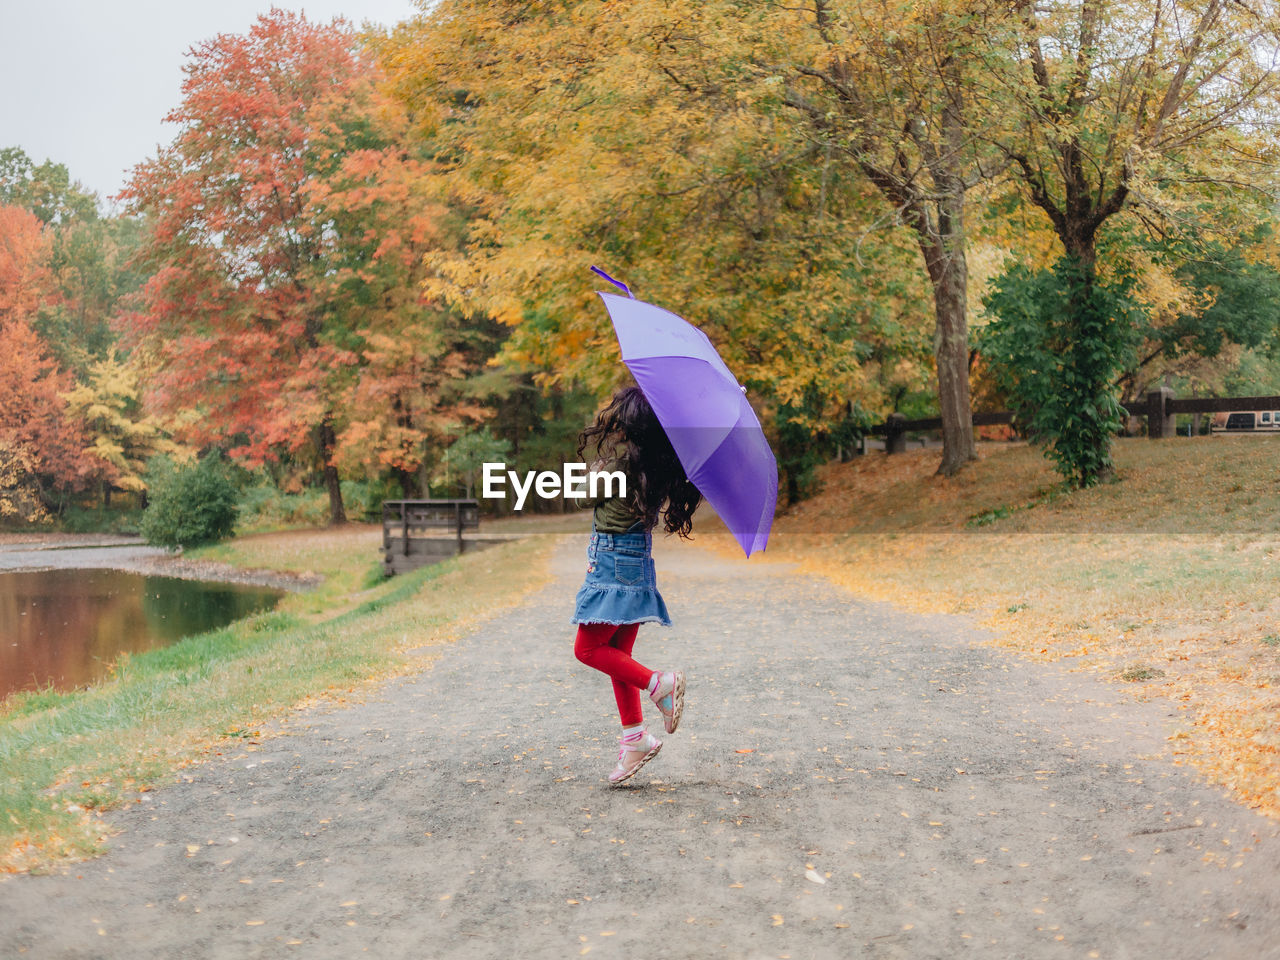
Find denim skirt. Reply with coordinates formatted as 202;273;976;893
570;526;671;627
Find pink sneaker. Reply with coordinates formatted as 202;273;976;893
609;731;662;785
649;670;685;734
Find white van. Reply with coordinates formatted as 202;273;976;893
1212;411;1280;432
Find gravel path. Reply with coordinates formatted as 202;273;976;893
3;536;1279;959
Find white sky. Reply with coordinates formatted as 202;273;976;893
0;1;423;208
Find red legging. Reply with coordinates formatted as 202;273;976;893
573;623;653;727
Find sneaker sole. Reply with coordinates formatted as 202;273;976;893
609;741;662;786
665;672;685;734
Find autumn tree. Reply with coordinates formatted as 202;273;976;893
121;12;369;523
2;155;166;512
62;355;179;506
301;73;494;495
0;204;51;322
987;0;1280;483
1112;230;1280;404
0;205;91;505
0;148;98;225
2;147;148;430
0;441;48;524
378;1;936;491
738;0;1023;475
122;12;487;521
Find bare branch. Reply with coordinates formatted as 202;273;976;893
1151;0;1225;139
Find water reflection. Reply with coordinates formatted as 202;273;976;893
0;569;283;700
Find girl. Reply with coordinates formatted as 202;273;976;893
572;386;702;785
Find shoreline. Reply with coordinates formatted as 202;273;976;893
0;534;321;592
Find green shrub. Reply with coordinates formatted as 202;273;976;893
340;477;399;522
236;482;323;531
59;502;143;535
232;475;395;531
775;386;847;505
980;257;1141;488
140;454;239;549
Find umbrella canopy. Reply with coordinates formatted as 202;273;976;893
593;275;777;557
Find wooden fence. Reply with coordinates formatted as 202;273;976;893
869;391;1280;453
1124;389;1280;438
381;499;491;576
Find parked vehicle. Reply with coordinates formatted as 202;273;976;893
1211;411;1280;432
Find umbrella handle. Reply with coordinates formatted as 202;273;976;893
590;265;634;299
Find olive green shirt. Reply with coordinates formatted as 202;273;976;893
585;456;646;533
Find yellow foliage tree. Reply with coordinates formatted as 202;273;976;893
62;355;182;506
376;2;937;454
0;440;48;524
996;0;1280;269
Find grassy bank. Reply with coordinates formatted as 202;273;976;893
763;436;1280;818
1;528;555;872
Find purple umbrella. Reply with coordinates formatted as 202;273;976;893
592;267;777;557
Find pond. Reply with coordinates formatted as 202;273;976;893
0;568;284;700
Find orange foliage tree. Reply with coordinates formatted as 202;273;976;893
0;205;92;511
0;205;51;321
302;78;493;496
121;11;479;522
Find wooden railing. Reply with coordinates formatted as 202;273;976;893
868;392;1280;452
381;499;481;575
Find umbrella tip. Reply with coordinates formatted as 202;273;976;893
590;265;634;299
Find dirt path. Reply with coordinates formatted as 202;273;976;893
3;537;1279;959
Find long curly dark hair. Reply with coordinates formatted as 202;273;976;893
577;386;702;538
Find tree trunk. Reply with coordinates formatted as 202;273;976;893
318;416;346;525
932;60;977;476
918;193;977;476
1061;222;1098;272
930;252;977;475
